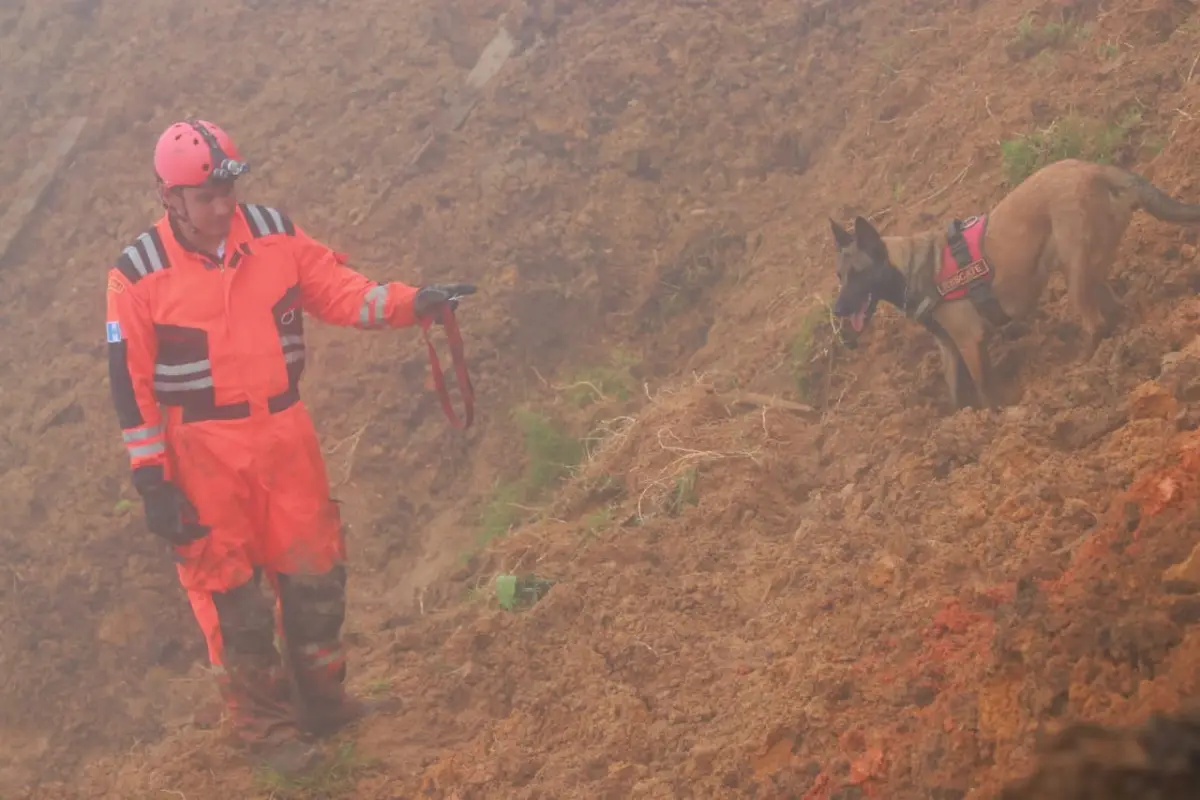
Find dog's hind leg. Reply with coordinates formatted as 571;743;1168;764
1085;231;1125;337
1056;209;1120;360
1088;240;1126;335
1070;279;1107;360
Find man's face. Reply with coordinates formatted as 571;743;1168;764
172;182;237;239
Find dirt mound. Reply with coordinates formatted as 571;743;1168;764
996;705;1200;800
3;0;1200;798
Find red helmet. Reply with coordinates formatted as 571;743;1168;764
153;119;250;190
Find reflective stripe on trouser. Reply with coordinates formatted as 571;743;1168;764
165;402;347;741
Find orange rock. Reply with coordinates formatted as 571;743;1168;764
848;746;885;785
1128;380;1177;421
865;554;899;589
1165;542;1200;585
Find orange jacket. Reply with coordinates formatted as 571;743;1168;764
105;203;419;480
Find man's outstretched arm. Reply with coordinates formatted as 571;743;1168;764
292;224;474;329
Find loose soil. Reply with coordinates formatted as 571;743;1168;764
2;0;1200;798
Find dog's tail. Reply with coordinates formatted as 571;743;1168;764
1099;165;1200;224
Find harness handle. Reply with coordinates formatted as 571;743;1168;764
418;304;475;430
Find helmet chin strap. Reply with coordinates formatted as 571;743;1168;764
158;183;207;245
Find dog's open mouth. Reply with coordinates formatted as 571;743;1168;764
849;294;873;333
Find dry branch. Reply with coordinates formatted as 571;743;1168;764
724;392;819;416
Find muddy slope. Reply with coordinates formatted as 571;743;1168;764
0;0;1199;798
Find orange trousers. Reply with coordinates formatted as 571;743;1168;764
165;401;352;742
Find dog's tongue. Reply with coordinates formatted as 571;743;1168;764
849;298;869;333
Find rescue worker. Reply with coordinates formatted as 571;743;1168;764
104;119;476;774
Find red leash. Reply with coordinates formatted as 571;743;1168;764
419;305;475;429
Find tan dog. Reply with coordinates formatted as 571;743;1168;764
829;158;1200;411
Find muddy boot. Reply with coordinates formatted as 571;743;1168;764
276;566;377;738
301;690;402;737
209;574;304;742
277;567;399;736
219;657;307;743
217;660;326;776
288;639;391;737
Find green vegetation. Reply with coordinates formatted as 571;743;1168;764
562;348;639;407
657;230;745;318
477;481;525;550
582;505;614;533
1000;111;1143;185
470;348;641;556
515;407;582;488
475;408;583;550
494;573;557;612
254;742;376;799
1006;13;1081;60
790;304;827;403
362;678;392;698
664;467;699;517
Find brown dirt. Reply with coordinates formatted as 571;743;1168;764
2;0;1200;798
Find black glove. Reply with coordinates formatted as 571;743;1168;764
413;283;476;320
140;481;210;547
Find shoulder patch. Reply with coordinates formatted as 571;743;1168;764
115;227;170;284
241;203;296;238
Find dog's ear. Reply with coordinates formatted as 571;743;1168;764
829;217;854;249
853;216;888;263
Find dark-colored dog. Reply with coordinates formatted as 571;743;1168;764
829;158;1200;411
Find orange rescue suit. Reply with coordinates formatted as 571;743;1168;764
105;203;418;671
